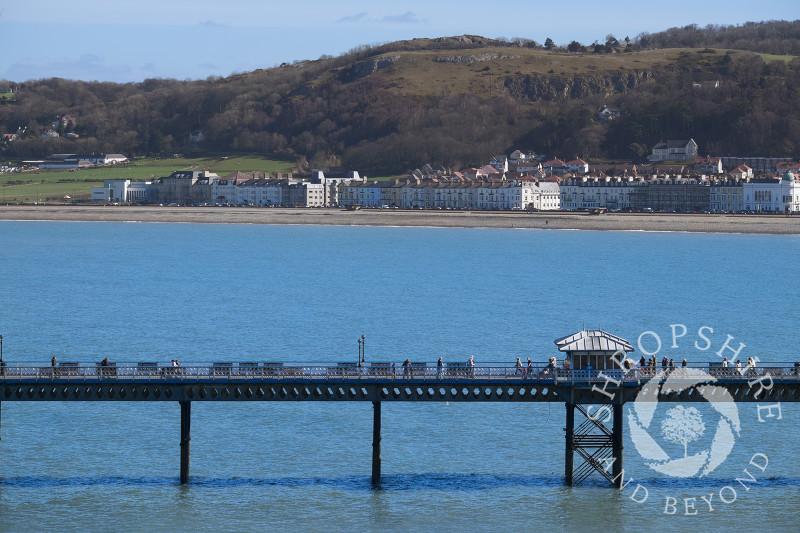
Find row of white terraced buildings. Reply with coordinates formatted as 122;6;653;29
337;177;562;211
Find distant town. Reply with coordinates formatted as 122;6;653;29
5;139;800;213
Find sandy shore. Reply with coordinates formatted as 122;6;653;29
1;205;799;234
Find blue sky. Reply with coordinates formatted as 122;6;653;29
1;1;797;83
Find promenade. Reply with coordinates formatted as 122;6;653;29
2;205;800;234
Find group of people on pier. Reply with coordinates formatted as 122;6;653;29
639;355;681;368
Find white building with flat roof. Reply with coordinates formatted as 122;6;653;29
742;171;800;212
91;179;151;203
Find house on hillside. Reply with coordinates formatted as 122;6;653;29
516;160;543;173
509;150;525;162
489;155;508;173
694;156;722;174
481;165;504;179
649;139;698;162
509;149;536;164
775;162;800;174
566;158;589;174
597;106;620;122
543;158;569;175
729;165;753;180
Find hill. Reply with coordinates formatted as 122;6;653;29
1;21;799;174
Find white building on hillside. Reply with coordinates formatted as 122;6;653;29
649;139;698;162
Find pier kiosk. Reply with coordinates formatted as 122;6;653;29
554;329;634;487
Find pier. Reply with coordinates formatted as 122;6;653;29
1;358;798;486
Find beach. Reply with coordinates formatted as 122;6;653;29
1;205;800;234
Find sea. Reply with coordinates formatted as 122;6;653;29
0;221;799;532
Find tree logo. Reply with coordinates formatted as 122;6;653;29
628;368;741;478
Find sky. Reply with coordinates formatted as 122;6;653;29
1;1;797;83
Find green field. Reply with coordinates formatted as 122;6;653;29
0;154;297;203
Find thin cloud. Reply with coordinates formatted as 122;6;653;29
199;20;229;28
4;55;158;83
338;12;368;23
379;11;422;24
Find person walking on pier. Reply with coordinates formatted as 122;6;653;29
515;357;522;376
468;355;474;377
526;357;532;378
51;356;57;367
437;357;444;379
99;356;110;377
402;358;410;378
745;356;756;376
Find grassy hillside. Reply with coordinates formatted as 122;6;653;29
348;46;796;98
0;155;295;203
1;22;799;176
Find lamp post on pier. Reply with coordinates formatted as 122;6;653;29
361;334;366;364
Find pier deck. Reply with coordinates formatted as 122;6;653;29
1;361;797;486
1;361;797;403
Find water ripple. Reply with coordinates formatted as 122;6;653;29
4;474;800;491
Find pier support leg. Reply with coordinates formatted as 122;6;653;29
180;400;191;484
612;403;623;488
372;401;381;486
564;403;574;486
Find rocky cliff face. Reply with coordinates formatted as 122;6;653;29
339;55;400;82
433;53;521;64
503;70;656;101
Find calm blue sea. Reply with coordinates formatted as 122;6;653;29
0;221;799;532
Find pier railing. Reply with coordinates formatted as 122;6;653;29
1;361;798;383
